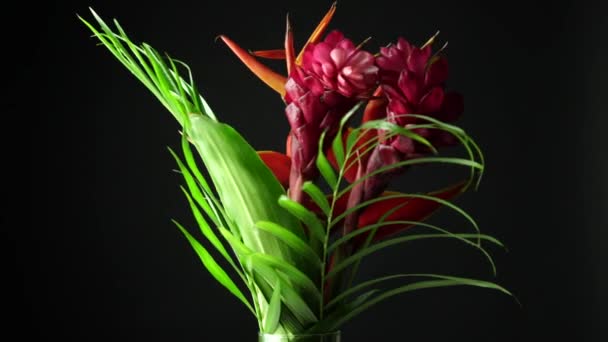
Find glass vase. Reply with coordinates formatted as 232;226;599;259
258;331;341;342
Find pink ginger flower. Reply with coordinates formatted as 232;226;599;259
302;30;379;98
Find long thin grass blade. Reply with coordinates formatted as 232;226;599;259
173;220;254;314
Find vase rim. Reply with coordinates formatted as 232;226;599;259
258;331;341;337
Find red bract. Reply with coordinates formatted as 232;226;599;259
302;30;379;98
284;66;355;201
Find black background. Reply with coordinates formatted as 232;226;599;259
8;0;606;341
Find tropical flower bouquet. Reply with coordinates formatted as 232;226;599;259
81;3;511;341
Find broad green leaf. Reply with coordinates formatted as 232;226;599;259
172;220;253;314
186;114;306;265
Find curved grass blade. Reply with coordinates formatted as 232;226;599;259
326;273;506;309
316;131;338;189
253;260;319;326
250;253;321;302
321;277;512;331
278;195;325;243
328;219;501;276
255;220;322;267
302;181;331;217
327;233;502;278
172;220;254;314
337;156;483;204
359;119;437;154
263;280;282;333
330;192;481;238
168;147;216;225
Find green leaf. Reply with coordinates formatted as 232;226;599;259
336;157;483;209
186;113;306;261
172;220;253;314
328;219;501;276
316;131;338;189
330;191;482;239
264;280;282;333
167;147;215;224
327;233;502;278
359;119;437;154
331;132;345;170
255;221;322;267
302;181;331;217
326;273;502;309
250;253;321;302
253;261;319;327
322;276;512;330
278;195;325;243
219;227;319;327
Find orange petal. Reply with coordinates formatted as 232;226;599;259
257;151;291;189
285;132;293;157
251;49;286;60
219;35;287;96
295;2;337;65
285;14;296;74
356;181;468;243
362;87;386;123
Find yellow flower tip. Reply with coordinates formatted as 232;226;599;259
295;1;338;65
285;13;296;74
421;30;441;48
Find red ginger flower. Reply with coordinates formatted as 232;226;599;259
284;66;355;184
301;30;379;97
220;4;467;244
361;36;464;201
377;36;463;155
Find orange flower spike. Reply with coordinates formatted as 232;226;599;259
295;1;338;65
285;14;296;75
218;35;287;96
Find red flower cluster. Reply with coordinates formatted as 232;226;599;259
220;2;466;243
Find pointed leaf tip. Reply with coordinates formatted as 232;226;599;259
219;35;287;96
296;2;338;65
